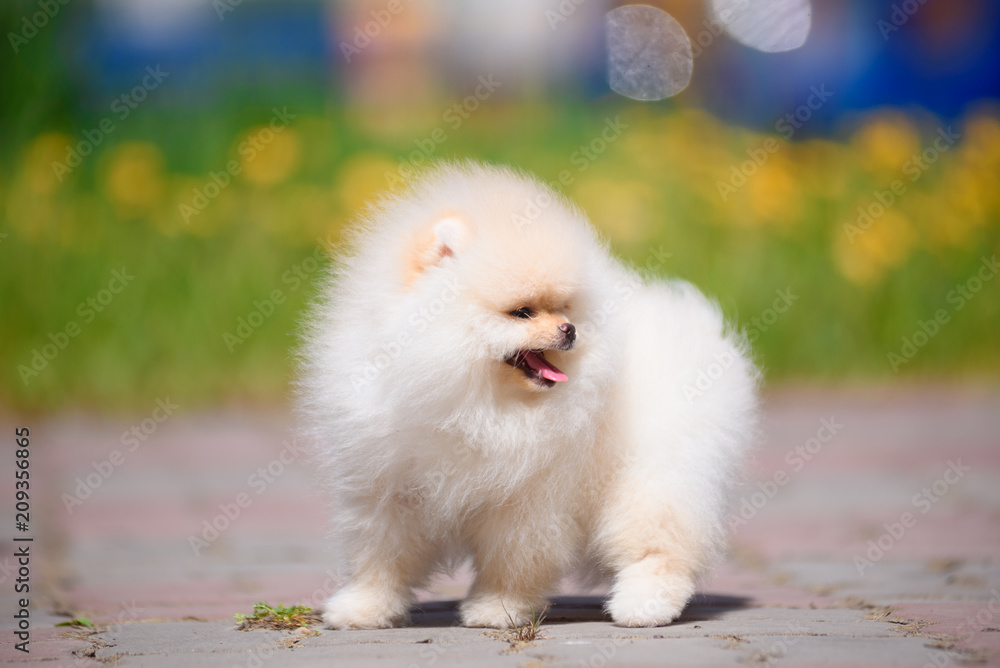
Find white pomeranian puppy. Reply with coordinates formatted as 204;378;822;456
297;161;758;629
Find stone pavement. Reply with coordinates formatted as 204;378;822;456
1;386;998;667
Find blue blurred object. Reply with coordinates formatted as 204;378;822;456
64;0;1000;132
697;0;1000;132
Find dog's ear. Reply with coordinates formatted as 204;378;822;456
406;214;471;281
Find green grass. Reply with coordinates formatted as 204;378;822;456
1;100;998;411
503;603;547;642
235;602;318;631
55;617;95;628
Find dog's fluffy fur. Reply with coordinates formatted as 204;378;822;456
297;162;759;629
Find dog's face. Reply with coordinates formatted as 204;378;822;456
405;212;590;394
488;285;578;392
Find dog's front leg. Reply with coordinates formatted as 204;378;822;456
323;496;434;630
459;503;576;628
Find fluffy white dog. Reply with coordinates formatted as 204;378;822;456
297;162;759;629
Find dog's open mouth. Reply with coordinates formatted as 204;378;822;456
505;350;568;388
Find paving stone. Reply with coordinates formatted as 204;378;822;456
1;388;997;666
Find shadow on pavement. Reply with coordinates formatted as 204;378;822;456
409;593;751;626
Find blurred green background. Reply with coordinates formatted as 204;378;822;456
2;0;999;412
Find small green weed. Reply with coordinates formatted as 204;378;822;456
503;602;547;643
235;602;319;631
56;617;95;628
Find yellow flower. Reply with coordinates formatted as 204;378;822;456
240;126;301;186
959;112;1000;168
101;142;166;216
834;209;915;285
572;176;658;247
793;139;852;201
23;132;71;195
265;184;338;244
6;187;56;244
294;184;340;242
852;112;920;175
939;164;992;229
622;127;669;173
906;192;972;250
336;152;400;214
745;154;801;229
170;175;231;238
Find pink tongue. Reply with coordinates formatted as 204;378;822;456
522;351;568;382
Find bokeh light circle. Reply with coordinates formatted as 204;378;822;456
711;0;812;53
606;5;693;101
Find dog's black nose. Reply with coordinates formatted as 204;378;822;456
559;322;576;345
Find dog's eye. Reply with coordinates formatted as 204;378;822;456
509;307;534;319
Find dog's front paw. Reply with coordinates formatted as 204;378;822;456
607;564;695;627
459;593;545;628
322;586;409;630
